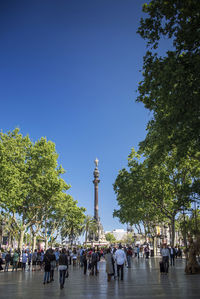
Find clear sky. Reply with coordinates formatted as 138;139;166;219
0;0;152;231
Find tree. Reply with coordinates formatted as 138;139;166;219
121;233;135;245
60;201;86;246
114;148;196;246
113;149;164;241
0;129;73;250
105;233;116;243
177;209;200;240
137;0;200;162
81;215;98;243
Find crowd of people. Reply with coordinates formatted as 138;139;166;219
0;243;183;288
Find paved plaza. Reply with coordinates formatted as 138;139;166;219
0;258;200;299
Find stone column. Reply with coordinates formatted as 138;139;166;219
93;158;100;222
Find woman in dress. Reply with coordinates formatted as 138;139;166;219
104;248;114;282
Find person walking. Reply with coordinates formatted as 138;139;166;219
54;248;60;269
58;248;68;289
126;247;133;268
161;244;170;274
22;250;28;271
177;246;182;259
82;250;87;275
105;248;114;281
144;245;150;259
115;245;127;281
43;250;51;284
72;248;77;266
12;250;19;272
4;251;11;272
50;249;56;282
0;253;3;271
32;249;37;271
137;246;140;259
80;247;84;267
91;249;98;276
28;250;32;271
170;245;176;266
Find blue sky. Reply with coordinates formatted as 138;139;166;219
0;0;152;231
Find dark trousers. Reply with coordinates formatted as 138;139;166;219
91;262;97;275
59;270;66;286
44;271;50;282
117;264;124;280
170;254;175;266
83;260;87;274
50;269;54;281
163;256;169;273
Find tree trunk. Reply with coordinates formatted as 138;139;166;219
171;217;175;246
144;226;147;242
85;230;88;243
19;229;25;251
152;236;157;256
32;234;37;251
155;236;158;256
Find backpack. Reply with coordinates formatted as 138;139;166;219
32;253;37;262
92;252;99;263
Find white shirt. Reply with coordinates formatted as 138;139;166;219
115;249;127;265
161;248;170;257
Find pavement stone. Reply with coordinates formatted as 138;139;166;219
0;258;200;299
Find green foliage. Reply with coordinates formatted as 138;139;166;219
0;128;86;249
137;0;200;161
121;232;135;245
105;232;116;243
113;0;200;248
177;209;200;238
113;148;198;245
81;215;98;242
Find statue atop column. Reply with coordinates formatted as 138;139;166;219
93;158;100;222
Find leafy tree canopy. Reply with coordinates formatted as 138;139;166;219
137;0;200;161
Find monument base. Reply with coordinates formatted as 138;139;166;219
84;240;109;247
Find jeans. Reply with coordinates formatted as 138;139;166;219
5;262;9;271
91;262;98;275
170;254;175;266
83;261;87;274
59;270;66;286
163;256;169;273
117;264;124;280
127;255;131;267
12;261;18;271
44;271;50;282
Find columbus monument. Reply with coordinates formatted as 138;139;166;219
87;158;108;245
93;158;100;223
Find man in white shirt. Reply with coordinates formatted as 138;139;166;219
161;244;170;274
115;245;127;280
